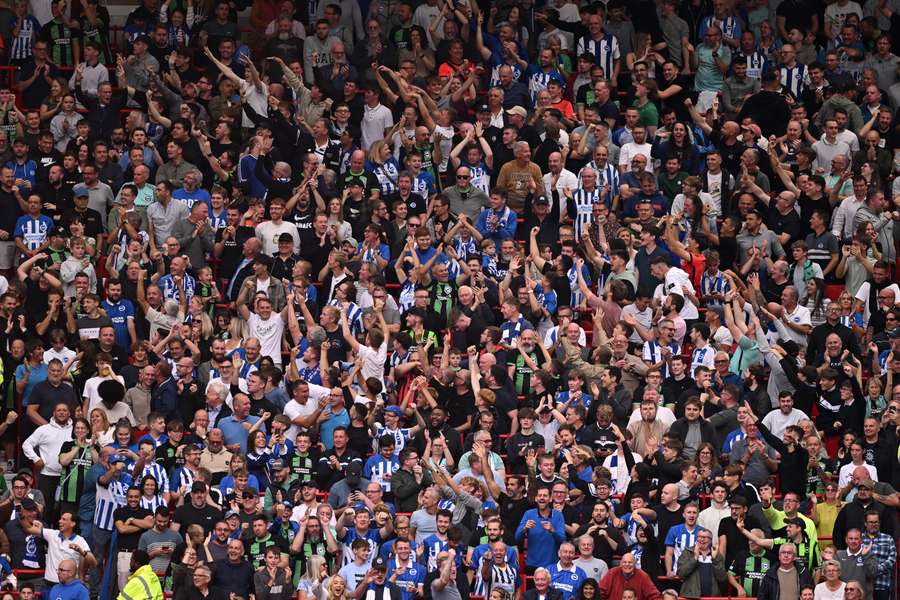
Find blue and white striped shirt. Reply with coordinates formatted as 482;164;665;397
140;494;166;512
372;426;413;455
576;34;620;81
700;270;731;307
664;524;707;565
699;15;741;43
363;453;399;493
328;299;364;337
642;340;681;377
690;345;715;378
9;16;40;61
567;264;591;308
136;462;170;494
370;158;400;196
422;534;448;570
157;272;196;303
579;161;619;206
780;64;810;98
569;188;600;239
95;476;131;531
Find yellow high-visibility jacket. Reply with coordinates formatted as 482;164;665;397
117;564;163;600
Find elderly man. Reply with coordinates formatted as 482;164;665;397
757;543;813;600
147;180;189;249
599;553;661;600
495;141;543;213
836;529;879;600
443;167;490;221
171;202;215;269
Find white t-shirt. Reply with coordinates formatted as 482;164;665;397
84;375;126;411
361;103;394;151
761;408;809;439
618;142;654;172
837;462;878;488
824;0;862;29
814;581;846;600
283;383;330;440
255;220;300;255
853;282;900;324
628;406;676;427
42;528;91;583
782;304;813;348
247;312;285;366
656;267;699;320
358;342;388;386
621;303;653;345
44;347;77;367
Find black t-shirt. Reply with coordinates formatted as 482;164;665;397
289;203;316;252
490;383;518;436
776;0;816;33
214;226;256;281
324;327;350;364
113;505;153;550
386;191;427;217
173;502;224;536
768;206;803;248
59;207;103;239
650;503;685;547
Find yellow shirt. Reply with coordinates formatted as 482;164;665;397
814;501;845;540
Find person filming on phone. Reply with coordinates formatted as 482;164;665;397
137;506;182;574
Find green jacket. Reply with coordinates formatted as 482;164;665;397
676;549;728;599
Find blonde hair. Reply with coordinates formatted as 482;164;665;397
228;315;248;340
326;575;350;600
369;140;388;165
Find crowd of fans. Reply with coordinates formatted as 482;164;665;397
1;0;900;599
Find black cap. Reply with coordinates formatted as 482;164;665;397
534;196;550;205
889;328;900;339
785;516;804;527
346;461;362;485
277;233;294;244
191;482;207;493
20;497;38;511
477;103;490;113
372;556;387;571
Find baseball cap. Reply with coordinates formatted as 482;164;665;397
191;481;207;493
346;461;363;486
477;103;490;113
506;106;527;119
534;196;550;205
277;233;294;244
858;479;875;490
224;510;240;519
73;184;89;197
372;556;388;571
20;498;38;511
271;458;287;470
342;237;359;248
785;517;804;527
385;405;403;416
889;328;900;339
